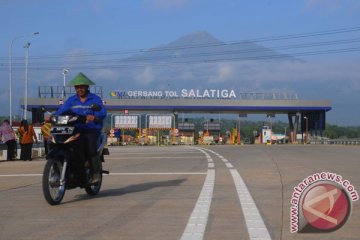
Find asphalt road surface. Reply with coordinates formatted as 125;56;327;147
0;145;359;240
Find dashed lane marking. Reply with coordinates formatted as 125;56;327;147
181;149;215;240
230;169;272;240
180;169;215;240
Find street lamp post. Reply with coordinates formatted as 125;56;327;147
8;32;39;125
304;116;309;144
237;117;241;145
62;68;69;99
237;113;247;145
269;116;272;145
206;119;209;136
23;42;31;120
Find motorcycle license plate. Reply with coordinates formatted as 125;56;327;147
51;126;74;134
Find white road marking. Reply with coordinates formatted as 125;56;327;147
108;172;207;176
229;169;271;240
0;172;207;177
108;149;200;154
181;148;216;240
200;148;272;240
0;174;43;177
229;169;272;240
225;162;234;168
181;169;215;240
105;156;204;160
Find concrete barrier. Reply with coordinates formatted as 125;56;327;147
0;147;45;161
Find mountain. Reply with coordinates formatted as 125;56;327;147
166;31;223;47
110;31;300;93
123;31;295;65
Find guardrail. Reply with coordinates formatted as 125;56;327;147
310;138;360;145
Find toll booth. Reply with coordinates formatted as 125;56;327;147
202;120;221;144
261;126;271;144
178;122;195;145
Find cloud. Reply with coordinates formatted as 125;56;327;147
208;63;234;83
134;66;155;85
114;58;360;96
94;69;119;83
187;59;360;95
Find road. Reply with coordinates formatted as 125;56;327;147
0;145;359;240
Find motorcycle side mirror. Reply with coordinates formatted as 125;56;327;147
90;103;101;111
41;106;54;117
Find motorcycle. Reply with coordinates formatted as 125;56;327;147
42;104;109;205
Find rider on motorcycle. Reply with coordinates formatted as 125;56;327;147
55;72;107;183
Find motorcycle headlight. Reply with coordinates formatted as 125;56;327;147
57;116;70;124
50;116;57;123
68;116;79;123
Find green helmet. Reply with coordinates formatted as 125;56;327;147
67;72;96;86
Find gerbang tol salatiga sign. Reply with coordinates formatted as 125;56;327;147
110;89;237;99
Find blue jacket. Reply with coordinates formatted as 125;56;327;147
55;92;107;133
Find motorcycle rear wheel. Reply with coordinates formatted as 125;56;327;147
85;164;102;196
42;158;66;205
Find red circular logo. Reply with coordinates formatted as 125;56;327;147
301;183;350;231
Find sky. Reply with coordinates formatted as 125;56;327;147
1;0;360;126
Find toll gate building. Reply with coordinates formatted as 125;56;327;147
23;86;331;143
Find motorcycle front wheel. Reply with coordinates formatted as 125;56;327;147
42;158;66;205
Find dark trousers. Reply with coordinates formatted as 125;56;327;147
5;139;16;160
21;143;33;160
44;139;49;155
80;130;98;158
78;130;99;173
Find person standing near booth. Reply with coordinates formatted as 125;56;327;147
41;116;52;155
0;120;17;161
19;120;38;161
